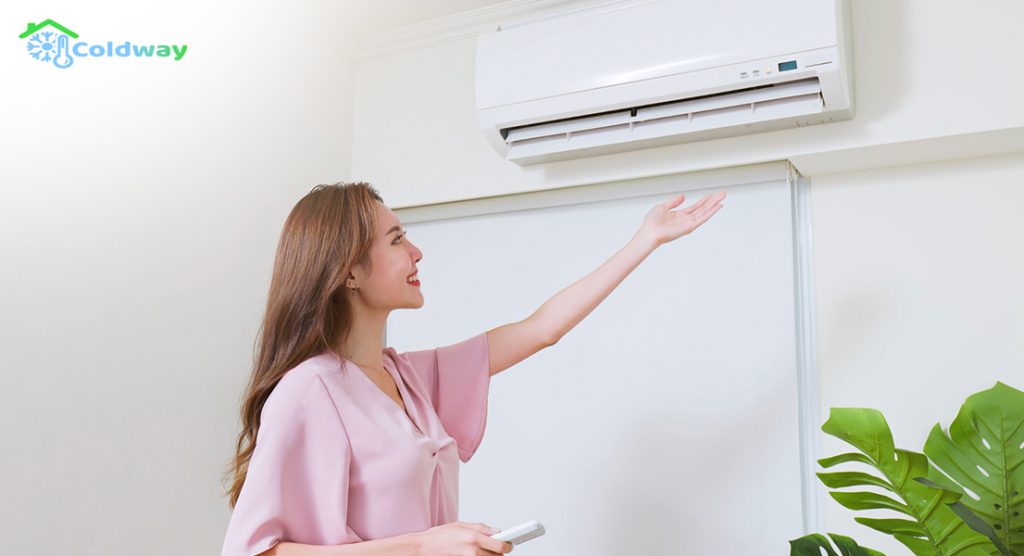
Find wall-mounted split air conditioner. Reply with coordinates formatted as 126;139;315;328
475;0;854;165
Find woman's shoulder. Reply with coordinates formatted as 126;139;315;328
383;346;430;379
262;352;344;420
382;346;406;365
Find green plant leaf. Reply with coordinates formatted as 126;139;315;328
821;407;997;555
913;476;1012;555
819;471;898;491
791;534;839;556
854;517;926;536
830;533;888;556
830;491;912;514
789;533;886;556
821;408;895;463
820;452;878;469
923;382;1024;555
893;533;938;556
947;501;1015;556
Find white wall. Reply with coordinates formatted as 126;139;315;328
811;151;1024;554
0;0;356;553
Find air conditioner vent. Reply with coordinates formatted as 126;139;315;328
504;78;823;146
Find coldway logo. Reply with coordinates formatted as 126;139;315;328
20;19;188;69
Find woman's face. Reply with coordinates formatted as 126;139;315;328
350;201;424;310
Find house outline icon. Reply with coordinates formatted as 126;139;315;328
19;19;79;39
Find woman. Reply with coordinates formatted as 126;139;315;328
221;182;725;556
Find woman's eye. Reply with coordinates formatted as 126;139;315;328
393;233;405;244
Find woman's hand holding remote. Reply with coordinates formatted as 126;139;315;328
411;522;514;555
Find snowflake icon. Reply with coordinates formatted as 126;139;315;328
26;31;60;63
20;20;78;69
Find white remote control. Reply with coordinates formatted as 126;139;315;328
491;519;546;546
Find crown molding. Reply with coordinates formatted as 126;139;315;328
354;0;588;63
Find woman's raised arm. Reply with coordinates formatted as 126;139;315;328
485;191;726;377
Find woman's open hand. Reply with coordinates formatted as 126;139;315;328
411;521;514;555
640;191;726;247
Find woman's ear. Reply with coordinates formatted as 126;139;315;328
348;257;370;283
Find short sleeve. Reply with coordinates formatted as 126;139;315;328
399;332;492;462
220;373;358;556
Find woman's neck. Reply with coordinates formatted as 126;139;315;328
337;303;389;370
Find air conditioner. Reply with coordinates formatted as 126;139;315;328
475;0;853;165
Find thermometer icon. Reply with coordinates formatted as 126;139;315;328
53;34;73;68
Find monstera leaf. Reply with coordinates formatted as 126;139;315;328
923;382;1024;555
819;408;997;555
790;532;886;555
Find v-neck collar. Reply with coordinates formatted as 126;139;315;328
344;352;424;436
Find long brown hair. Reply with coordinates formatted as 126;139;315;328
224;181;383;508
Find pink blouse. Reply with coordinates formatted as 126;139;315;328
220;333;492;556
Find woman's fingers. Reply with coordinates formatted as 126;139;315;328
419;522;514;555
696;203;724;226
680;193;713;215
679;191;725;215
689;192;726;220
479;536;514;554
663;192;686;211
689;200;722;226
458;522;498;535
462;522;513;554
701;191;727;211
457;523;513;552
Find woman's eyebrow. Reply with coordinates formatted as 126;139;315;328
385;225;403;236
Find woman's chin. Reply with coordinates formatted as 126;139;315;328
401;296;425;309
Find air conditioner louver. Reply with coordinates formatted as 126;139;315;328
504;78;825;163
